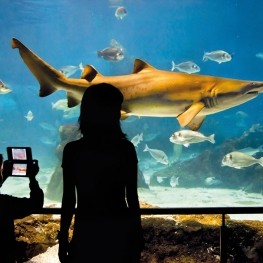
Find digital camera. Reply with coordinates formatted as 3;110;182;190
5;147;33;177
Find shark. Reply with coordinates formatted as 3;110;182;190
11;37;263;130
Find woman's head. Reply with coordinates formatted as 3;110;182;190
79;83;126;139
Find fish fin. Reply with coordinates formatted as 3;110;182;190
187;115;206;131
12;38;64;96
120;110;129;120
259;157;263;167
183;143;190;147
132;58;156;73
67;92;79;108
81;65;102;81
39;85;56;97
208;134;215;144
177;102;205;129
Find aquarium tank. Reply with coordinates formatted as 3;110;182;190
1;0;263;212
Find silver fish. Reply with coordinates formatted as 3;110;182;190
60;62;84;77
24;110;33;121
169;130;215;147
171;61;200;74
204;177;222;186
143;144;169;165
170;176;179;187
97;47;124;61
256;52;263;60
131;133;143;147
221;151;263;169
203;50;232;64
115;6;127;20
0;80;12;94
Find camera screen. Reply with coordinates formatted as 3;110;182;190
12;148;27;160
12;163;27;176
7;147;32;162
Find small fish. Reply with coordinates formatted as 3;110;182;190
52;99;68;111
60;62;84;77
169;130;215;147
40;136;57;145
131;133;143;147
171;61;200;74
0;80;12;94
203;50;232;64
115;6;127;20
256;52;263;60
204;177;222;186
170;176;179;187
39;122;57;134
97;47;124;61
24;110;33;121
221;151;263;169
63;106;80;119
97;39;124;61
143;144;169;165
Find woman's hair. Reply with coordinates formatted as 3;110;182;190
78;83;127;140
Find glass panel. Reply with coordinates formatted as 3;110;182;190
1;0;263;211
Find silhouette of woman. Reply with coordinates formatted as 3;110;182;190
58;83;143;263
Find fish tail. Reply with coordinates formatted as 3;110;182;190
171;61;176;71
143;144;149;152
79;62;84;71
11;38;62;97
97;51;102;57
258;157;263;167
202;52;208;62
208;134;215;144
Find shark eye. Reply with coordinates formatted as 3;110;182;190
178;132;181;137
229;154;232;160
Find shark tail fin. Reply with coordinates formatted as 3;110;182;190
12;38;63;97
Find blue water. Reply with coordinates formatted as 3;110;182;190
1;0;263;206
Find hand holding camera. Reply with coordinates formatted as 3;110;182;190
2;147;39;181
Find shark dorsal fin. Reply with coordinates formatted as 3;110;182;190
81;65;102;82
132;58;156;74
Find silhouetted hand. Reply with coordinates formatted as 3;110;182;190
27;160;39;181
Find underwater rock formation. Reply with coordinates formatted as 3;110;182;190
151;127;263;193
14;211;263;262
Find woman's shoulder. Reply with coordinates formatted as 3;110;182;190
64;138;84;150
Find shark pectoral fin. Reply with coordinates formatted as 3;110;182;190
177;102;205;128
120;110;129;120
81;65;102;81
67;92;79;108
187;115;206;131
